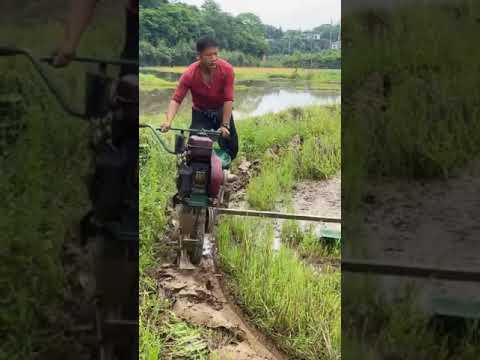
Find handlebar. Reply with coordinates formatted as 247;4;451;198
139;123;222;154
139;123;176;154
164;127;222;137
0;46;138;119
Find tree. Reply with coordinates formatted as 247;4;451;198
138;1;340;67
140;0;168;8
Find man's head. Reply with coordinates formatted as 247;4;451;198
196;37;219;69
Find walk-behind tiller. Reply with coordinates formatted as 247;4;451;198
140;124;341;270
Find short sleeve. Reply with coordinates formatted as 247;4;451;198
171;72;191;104
223;66;234;102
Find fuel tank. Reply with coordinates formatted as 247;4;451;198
209;152;223;197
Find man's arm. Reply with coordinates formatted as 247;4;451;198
161;100;181;131
222;101;233;126
220;66;235;136
54;0;98;67
160;72;190;132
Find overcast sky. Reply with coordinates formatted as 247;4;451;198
177;0;341;30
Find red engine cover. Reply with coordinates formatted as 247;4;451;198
188;135;213;161
209;153;223;197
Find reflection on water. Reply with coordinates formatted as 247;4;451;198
141;87;340;120
235;89;340;119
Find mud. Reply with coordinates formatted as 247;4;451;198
155;156;289;359
155;258;285;359
359;161;480;313
271;174;341;256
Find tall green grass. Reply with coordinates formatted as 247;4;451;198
343;1;480;194
217;217;341;359
281;220;340;260
246;152;296;210
238;106;340;209
343;274;480;360
236;105;340;160
343;3;480;354
139;73;177;91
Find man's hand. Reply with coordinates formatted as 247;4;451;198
160;121;171;133
219;125;230;138
52;42;76;67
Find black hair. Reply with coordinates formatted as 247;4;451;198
196;37;219;53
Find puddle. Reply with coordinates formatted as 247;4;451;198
203;233;214;257
271;175;341;252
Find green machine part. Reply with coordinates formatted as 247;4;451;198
319;224;341;247
214;147;231;169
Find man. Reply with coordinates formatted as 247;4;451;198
160;37;239;160
53;0;138;76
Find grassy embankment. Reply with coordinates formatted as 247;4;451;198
139;105;341;359
140;66;341;91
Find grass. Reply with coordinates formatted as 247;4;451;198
139;276;211;360
342;1;480;213
139;73;177;90
236;105;340;160
215;105;340;359
236;106;340;209
246;151;296;210
342;2;480;356
281;220;341;260
343;275;480;360
140;66;341;91
217;217;341;359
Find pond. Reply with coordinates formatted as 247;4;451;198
140;87;340;120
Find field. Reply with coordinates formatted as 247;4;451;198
139;105;341;359
140;66;341;91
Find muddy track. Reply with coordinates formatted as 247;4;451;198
156;245;288;360
156;159;288;359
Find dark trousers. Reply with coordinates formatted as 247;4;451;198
191;108;239;160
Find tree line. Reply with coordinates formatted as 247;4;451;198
140;0;340;68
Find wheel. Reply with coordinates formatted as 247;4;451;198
80;210;96;245
188;208;206;265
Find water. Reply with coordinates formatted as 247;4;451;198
234;89;340;119
141;87;340;120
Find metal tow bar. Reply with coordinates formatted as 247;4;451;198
342;260;480;282
213;208;341;223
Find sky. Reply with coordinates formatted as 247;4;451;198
177;0;341;31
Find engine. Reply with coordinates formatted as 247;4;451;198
177;135;224;205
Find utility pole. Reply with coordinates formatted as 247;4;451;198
310;37;314;69
329;19;333;49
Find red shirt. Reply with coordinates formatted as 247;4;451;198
172;59;235;111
